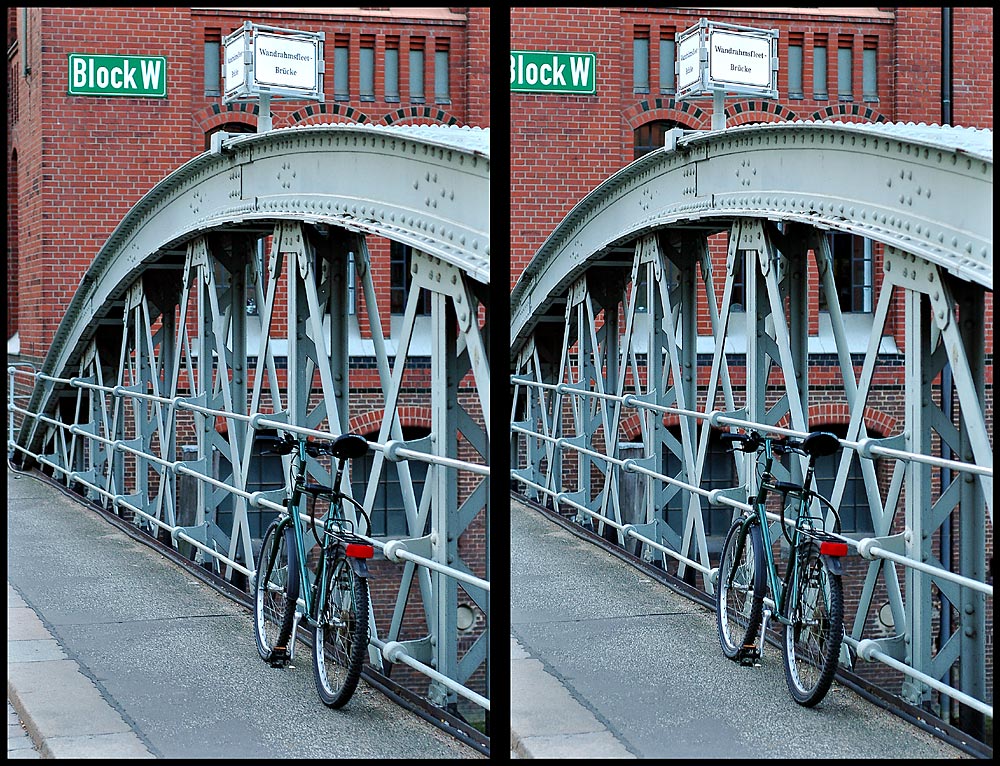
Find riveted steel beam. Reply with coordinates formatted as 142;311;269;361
512;121;991;357
510;120;992;730
20;124;489;455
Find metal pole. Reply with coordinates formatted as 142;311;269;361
258;93;272;132
712;88;726;130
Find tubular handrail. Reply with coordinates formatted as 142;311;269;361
14;367;489;478
511;375;992;479
511;392;993;599
8;365;490;711
511;376;993;720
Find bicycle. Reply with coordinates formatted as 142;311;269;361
715;429;848;707
253;431;374;708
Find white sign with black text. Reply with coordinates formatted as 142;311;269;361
676;28;702;93
709;29;772;90
253;32;318;92
224;31;246;95
222;22;324;104
676;20;777;100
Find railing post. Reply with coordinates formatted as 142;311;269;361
903;288;934;710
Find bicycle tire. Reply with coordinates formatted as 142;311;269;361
717;519;765;659
312;554;369;708
782;544;844;706
254;520;299;664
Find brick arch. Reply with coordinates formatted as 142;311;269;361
773;403;896;437
381;106;462;126
723;99;801;126
284;102;371;127
192;103;259;134
624;97;710;130
808;103;890;124
655;404;895;438
348;407;433;438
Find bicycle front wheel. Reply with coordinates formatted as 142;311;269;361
254;520;299;663
782;544;844;706
717;519;765;659
313;555;370;708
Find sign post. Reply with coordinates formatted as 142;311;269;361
223;22;325;132
675;19;778;130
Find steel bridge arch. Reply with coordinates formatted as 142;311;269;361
512;121;990;349
12;123;490;722
510;121;992;728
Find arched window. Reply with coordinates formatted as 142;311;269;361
204;121;256;151
351;426;430;537
662;424;876;545
809;424;876;534
634;119;686;159
664;429;736;541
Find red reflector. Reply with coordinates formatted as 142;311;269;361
346;543;374;559
820;541;849;557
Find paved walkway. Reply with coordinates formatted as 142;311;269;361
6;469;479;759
8;699;40;759
7;580;154;758
510;498;970;759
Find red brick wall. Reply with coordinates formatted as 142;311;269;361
510;7;993;289
465;6;491;127
7;7;487;362
893;8;942;124
17;7;194;362
510;7;626;289
891;7;993;128
949;8;993;128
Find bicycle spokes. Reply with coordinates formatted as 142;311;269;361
783;552;844;706
254;522;299;667
717;521;764;660
312;558;370;708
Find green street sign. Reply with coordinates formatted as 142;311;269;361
510;50;595;94
68;54;167;98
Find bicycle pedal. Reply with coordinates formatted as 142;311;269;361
268;646;290;668
737;644;761;667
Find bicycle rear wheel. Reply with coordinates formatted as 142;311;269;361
312;554;369;708
717;519;765;659
254;520;299;664
782;544;844;706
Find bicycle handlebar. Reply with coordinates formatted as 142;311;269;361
262;433;369;460
721;430;840;460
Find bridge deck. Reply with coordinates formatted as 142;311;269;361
510;498;969;759
6;470;481;759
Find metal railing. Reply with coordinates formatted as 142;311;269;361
9;364;490;712
511;375;993;720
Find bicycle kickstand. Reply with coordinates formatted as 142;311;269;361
287;611;303;662
738;608;771;667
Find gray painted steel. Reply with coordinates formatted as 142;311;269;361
20;123;489;453
12;122;491;728
511;120;992;358
509;120;992;735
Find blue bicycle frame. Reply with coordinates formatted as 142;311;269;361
731;433;842;627
283;438;371;628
